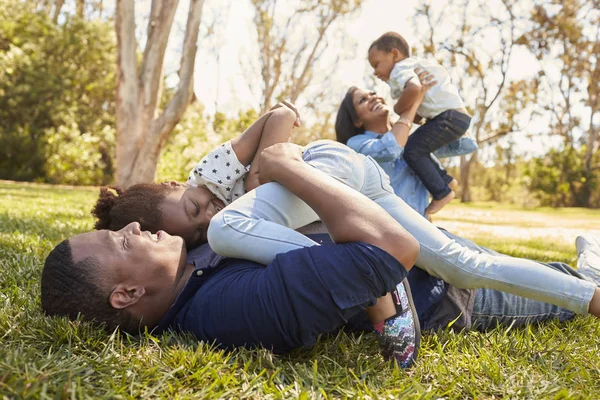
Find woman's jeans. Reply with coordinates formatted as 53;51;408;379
404;110;472;200
207;140;596;315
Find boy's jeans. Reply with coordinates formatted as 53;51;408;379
404;110;472;200
207;140;596;315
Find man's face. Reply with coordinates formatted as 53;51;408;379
69;222;189;323
159;185;226;248
368;48;397;82
352;88;389;128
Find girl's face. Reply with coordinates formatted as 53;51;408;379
158;185;226;248
351;89;389;130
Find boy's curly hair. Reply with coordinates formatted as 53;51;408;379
369;31;410;57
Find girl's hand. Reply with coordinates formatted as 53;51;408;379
270;100;302;127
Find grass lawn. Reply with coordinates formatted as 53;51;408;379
1;181;599;399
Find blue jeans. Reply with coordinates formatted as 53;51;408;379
471;260;600;329
404;110;472;199
446;233;599;330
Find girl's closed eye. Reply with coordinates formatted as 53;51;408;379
192;200;200;217
122;236;129;249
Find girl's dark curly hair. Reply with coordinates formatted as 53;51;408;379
335;86;364;144
92;184;175;232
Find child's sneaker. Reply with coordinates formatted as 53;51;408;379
375;278;421;368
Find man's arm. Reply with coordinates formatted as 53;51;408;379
258;143;419;270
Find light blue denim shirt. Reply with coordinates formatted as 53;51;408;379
346;130;429;215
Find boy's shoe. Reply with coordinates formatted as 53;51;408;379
376;278;421;368
576;235;600;271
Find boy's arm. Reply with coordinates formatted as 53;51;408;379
390;70;438;143
392;78;423;116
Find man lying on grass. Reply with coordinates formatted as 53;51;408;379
41;143;600;366
41;142;423;367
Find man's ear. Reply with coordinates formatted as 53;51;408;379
109;285;146;309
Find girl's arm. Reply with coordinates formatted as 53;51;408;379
231;102;300;192
186;103;299;203
230;101;300;166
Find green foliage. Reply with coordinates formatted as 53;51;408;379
156;106;260;183
43;116;115;185
0;0;116;183
2;181;600;398
525;146;599;207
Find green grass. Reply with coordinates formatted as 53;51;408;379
1;181;599;399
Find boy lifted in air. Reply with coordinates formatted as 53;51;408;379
368;31;472;216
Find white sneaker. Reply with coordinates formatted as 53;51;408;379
575;235;600;271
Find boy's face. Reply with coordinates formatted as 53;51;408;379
158;185;226;249
368;47;401;82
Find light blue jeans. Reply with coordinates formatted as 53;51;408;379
441;230;598;329
207;140;596;315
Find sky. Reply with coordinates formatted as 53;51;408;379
130;0;577;159
186;0;540;115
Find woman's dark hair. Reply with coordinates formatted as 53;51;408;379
92;184;174;232
41;240;140;333
335;86;364;144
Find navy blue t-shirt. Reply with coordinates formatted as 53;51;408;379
154;239;407;353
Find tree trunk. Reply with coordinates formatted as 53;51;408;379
52;0;65;23
76;0;85;18
460;152;477;202
115;0;203;188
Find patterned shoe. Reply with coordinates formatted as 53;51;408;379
378;278;421;368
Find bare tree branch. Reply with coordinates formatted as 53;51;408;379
155;0;204;141
139;0;179;114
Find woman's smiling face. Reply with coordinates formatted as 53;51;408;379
351;89;390;129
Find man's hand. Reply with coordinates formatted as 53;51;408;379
269;100;302;127
257;142;304;185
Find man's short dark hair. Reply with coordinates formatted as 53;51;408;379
41;240;140;333
369;32;410;57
